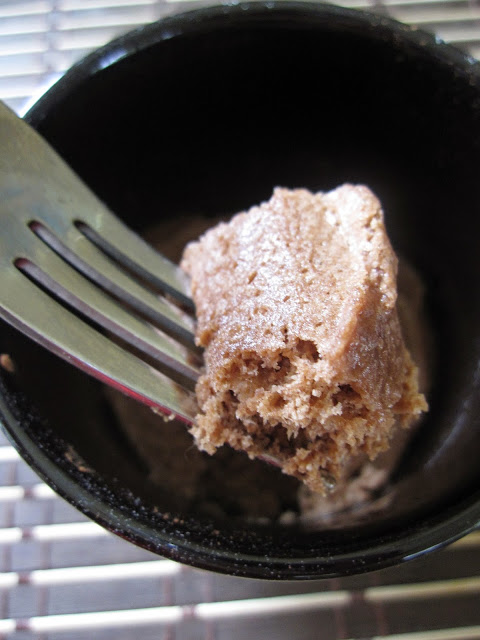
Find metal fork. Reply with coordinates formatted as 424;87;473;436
0;100;201;425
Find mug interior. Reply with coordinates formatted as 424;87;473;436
1;2;480;578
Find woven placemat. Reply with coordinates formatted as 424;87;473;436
0;2;479;638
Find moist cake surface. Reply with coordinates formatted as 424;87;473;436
181;185;427;494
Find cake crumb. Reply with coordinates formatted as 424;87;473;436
151;407;176;422
0;354;15;374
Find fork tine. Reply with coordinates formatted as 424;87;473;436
17;232;201;387
75;218;194;311
31;222;199;352
0;268;197;424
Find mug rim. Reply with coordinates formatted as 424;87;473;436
24;1;480;129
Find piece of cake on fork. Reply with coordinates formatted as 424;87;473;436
181;185;427;495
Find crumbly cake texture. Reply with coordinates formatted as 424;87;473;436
181;185;428;495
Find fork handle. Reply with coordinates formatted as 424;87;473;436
0;99;108;227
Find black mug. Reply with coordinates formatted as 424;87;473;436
1;2;480;579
